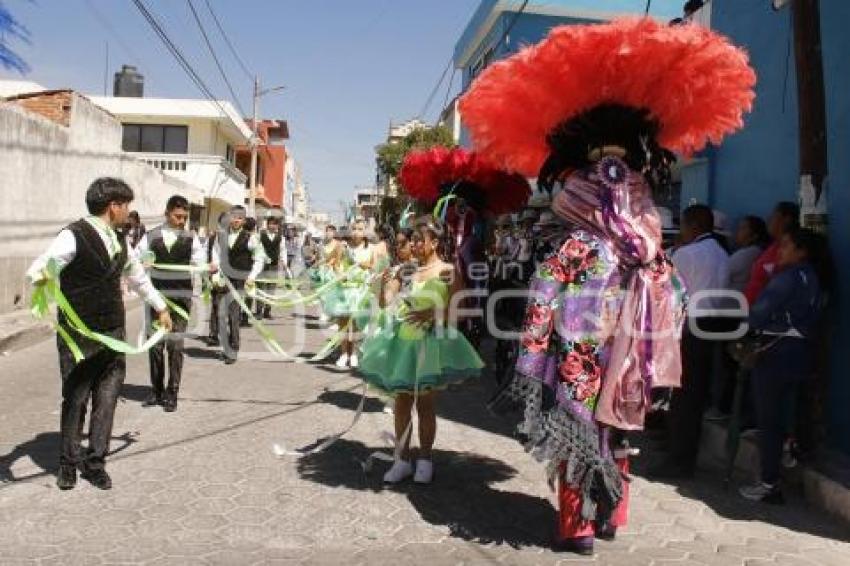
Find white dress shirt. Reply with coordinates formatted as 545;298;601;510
26;216;167;312
210;229;266;281
135;224;207;267
672;233;731;313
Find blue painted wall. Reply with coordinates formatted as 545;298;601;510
709;0;850;455
820;0;850;455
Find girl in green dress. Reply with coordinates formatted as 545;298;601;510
359;218;484;484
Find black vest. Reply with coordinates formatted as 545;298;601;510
59;219;128;331
148;226;194;293
260;231;282;267
219;229;253;278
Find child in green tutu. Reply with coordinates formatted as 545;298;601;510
359;217;484;484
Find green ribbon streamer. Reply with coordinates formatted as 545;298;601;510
433;191;457;223
31;259;168;362
221;277;294;360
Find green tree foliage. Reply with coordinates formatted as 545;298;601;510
375;124;456;185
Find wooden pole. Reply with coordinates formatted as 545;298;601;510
792;0;829;231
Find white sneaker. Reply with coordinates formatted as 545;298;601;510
413;459;434;484
349;354;359;368
319;313;329;324
335;353;349;368
383;460;413;484
329;323;340;332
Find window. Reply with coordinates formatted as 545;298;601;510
225;144;235;164
122;124;188;154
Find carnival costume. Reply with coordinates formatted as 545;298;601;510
460;17;755;553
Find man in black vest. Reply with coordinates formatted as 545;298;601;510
210;205;265;364
136;195;206;412
206;212;227;346
27;178;172;491
256;216;287;320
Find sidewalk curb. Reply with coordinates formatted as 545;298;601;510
701;419;850;527
0;296;143;355
0;317;53;354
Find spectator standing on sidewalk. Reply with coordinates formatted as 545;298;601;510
652;204;731;479
739;228;826;503
744;202;800;305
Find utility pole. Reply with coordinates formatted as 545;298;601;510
248;75;260;217
247;78;285;218
791;0;829;231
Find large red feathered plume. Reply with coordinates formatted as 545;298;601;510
399;147;531;214
459;18;757;177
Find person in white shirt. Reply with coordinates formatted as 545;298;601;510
210;205;265;364
653;204;731;479
255;216;288;320
135;195;208;412
26;177;172;491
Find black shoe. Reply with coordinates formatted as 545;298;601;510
224;356;237;365
595;524;617;541
80;468;112;490
263;312;273;320
552;537;594;555
206;336;220;346
162;395;177;412
56;465;77;490
142;393;162;407
647;461;695;480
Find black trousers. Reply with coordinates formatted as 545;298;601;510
57;328;126;471
148;297;191;398
219;279;245;359
255;267;279;317
668;317;738;469
208;287;224;339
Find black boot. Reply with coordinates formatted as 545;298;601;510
56;465;77;490
162;392;177;413
80;467;112;490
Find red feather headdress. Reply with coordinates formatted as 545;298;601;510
459;18;757;177
399;147;531;214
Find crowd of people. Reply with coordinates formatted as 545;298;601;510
24;13;835;559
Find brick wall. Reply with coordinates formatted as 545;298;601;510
7;91;73;127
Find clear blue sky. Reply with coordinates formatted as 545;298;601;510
1;0;683;219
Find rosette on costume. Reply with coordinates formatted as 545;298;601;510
398;146;532;215
459;17;757;176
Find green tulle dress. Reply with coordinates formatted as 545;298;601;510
358;276;484;396
320;245;374;320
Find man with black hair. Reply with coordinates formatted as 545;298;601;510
745;201;800;305
27;177;173;490
210;205;265;364
652;203;730;479
136;195;207;412
256;216;287;320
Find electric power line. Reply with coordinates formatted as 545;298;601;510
83;0;145;67
418;0;529;122
185;0;247;117
203;0;253;81
645;0;652;15
417;56;453;120
129;0;240;132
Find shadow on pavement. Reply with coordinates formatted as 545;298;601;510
0;431;137;485
120;383;151;403
317;389;385;413
629;431;850;543
184;347;223;360
297;438;553;548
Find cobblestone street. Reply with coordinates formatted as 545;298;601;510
1;307;849;565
